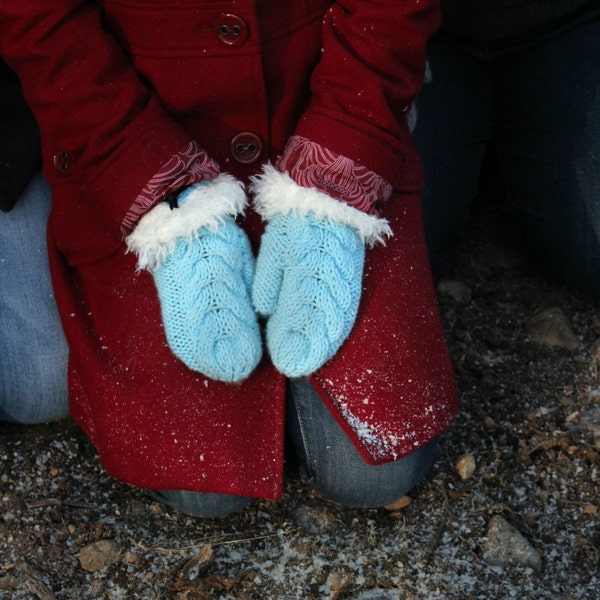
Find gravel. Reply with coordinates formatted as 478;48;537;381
1;201;599;599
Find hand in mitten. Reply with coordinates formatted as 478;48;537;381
251;166;391;377
126;174;261;382
253;212;364;377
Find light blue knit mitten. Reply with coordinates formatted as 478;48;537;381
127;176;262;382
154;217;260;382
252;212;365;377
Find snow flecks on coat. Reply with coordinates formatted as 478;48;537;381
335;399;407;461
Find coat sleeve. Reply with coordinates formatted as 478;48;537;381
0;1;205;238
293;0;440;192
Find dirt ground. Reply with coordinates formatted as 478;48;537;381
1;199;599;599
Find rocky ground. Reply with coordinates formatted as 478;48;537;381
1;199;599;599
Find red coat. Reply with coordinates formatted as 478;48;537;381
1;0;458;499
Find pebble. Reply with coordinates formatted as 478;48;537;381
525;306;579;351
290;503;336;535
79;539;121;572
436;279;472;305
483;515;542;572
455;453;476;480
384;496;412;511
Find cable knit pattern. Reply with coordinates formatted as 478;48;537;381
126;176;261;382
154;217;261;382
277;135;393;215
253;212;364;377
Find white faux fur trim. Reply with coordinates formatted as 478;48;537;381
125;173;247;271
249;164;392;246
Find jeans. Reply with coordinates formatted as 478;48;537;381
0;174;69;423
155;378;437;517
412;17;600;296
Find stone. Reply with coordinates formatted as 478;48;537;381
290;503;336;535
525;307;579;351
455;453;476;480
79;539;121;572
384;495;412;511
436;279;472;305
483;515;542;572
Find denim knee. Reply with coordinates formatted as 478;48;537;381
307;438;437;508
0;347;69;424
286;378;438;508
150;489;254;518
0;172;69;424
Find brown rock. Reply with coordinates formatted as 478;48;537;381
455;453;476;480
525;307;579;350
384;495;412;511
79;539;121;572
483;515;542;572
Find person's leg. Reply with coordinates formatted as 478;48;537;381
0;173;69;423
412;36;494;266
286;378;438;508
150;489;254;518
494;18;600;296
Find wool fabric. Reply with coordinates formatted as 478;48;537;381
153;215;261;382
253;212;364;377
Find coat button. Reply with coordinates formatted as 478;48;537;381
231;132;263;164
53;151;71;173
215;14;249;47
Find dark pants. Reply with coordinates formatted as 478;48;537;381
412;17;600;296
